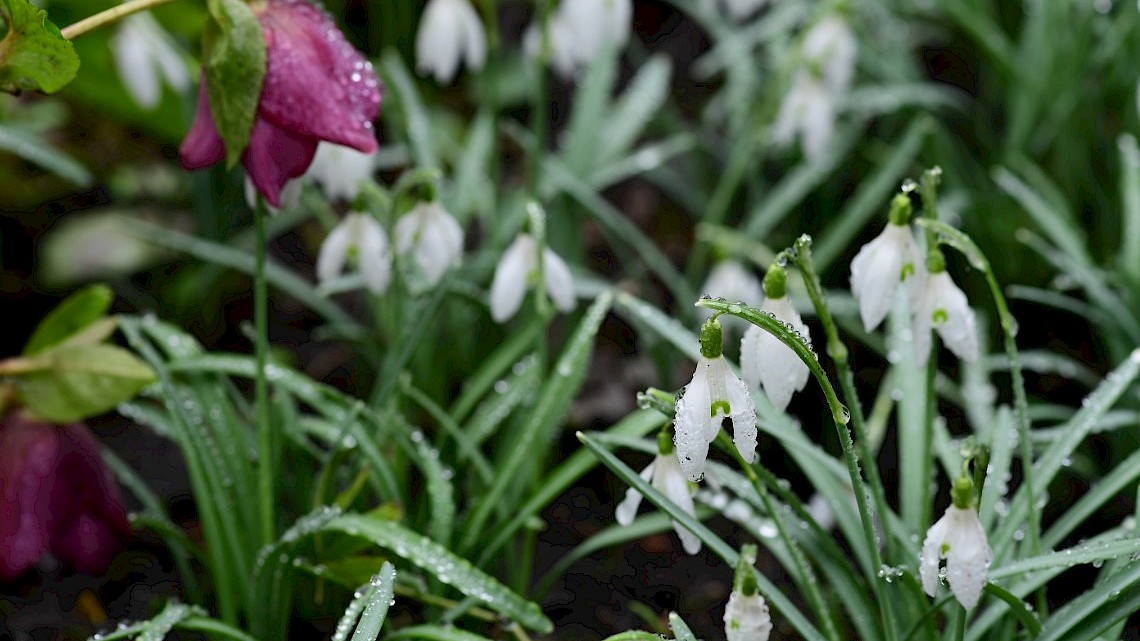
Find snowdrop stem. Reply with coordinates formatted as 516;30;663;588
253;196;275;547
528;0;554;198
61;0;179;40
697;295;899;641
714;430;844;641
790;236;896;561
913;221;1040;552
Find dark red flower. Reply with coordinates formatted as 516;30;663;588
0;414;130;581
179;0;382;207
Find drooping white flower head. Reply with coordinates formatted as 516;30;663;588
741;294;810;412
615;433;701;555
700;261;764;319
912;267;979;365
489;233;576;323
920;479;992;610
316;212;392;294
524;0;633;78
849;196;924;332
415;0;488;84
771;13;857;161
307;143;378;203
395;201;465;292
674;317;757;481
723;589;773;641
111;14;190;109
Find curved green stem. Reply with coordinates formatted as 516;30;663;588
790;235;897;563
61;0;180;39
713;431;843;641
913;220;1041;602
696;296;899;641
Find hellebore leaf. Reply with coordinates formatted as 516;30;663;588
24;284;114;355
17;344;156;422
0;0;79;94
203;0;266;168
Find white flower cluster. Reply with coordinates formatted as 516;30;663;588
772;14;858;162
415;0;488;84
920;477;993;610
849;195;979;365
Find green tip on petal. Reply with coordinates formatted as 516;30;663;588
657;428;675;456
951;475;976;510
741;571;759;596
927;247;947;273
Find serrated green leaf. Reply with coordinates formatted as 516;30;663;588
327;513;553;633
0;0;79;94
18;344;156;422
203;0;265;167
24;284;113;355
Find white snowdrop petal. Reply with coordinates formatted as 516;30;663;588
725;369;757;464
800;84;836;163
308;143;377;203
615;461;655;526
740;324;764;392
918;513;948;597
754;297;810;411
653;453;702;555
724;591;772;641
113;18;161;109
850;223;918;332
674;362;714;482
929;273;979;362
316;219;354;286
355;215;392;294
542;248;577;313
489;236;535;323
459;0;488;72
920;506;992;609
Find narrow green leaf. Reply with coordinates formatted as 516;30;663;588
979;406;1015;532
386;625;497;641
1034;559;1140;641
993;165;1090;268
327;513;553;633
18;344;156;422
601;633;671;641
990;538;1140;580
351;563;397;641
202;0;266;167
0;123;91;184
614;291;700;361
461;292;614;552
0;0;79;94
561;47;618;176
598;55;672;163
1044;447;1140;549
1117;134;1140;284
24;284;113;355
138;602;198;641
380;51;437;170
668;612;697;641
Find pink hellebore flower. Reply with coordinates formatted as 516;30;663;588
180;0;383;207
0;414;130;581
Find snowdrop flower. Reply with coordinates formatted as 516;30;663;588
912;251;979;365
244;174;302;212
920;477;992;609
615;431;701;555
699;260;764;322
723;578;772;641
524;0;633;78
307;143;378;203
674;317;756;481
395;201;464;291
415;0;487;84
316;212;392;294
489;233;575;323
111;14;190;109
771;13;857;161
849;194;924;332
741;266;810;412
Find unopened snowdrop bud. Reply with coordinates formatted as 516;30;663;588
615;429;702;554
415;0;487;84
395;201;464;292
724;573;772;641
307;143;378;203
741;265;810;411
489;234;576;323
849;195;924;332
912;250;979;365
316;212;392;294
674;316;757;481
111;13;190;110
920;476;992;610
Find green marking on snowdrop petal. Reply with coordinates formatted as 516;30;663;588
711;400;731;417
900;262;915;280
933;308;949;324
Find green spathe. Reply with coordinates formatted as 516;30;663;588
0;0;79;94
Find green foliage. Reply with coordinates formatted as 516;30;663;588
202;0;265;167
0;0;79;94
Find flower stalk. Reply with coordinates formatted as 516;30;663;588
61;0;180;40
254;196;274;546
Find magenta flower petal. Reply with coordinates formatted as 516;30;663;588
179;76;226;170
256;0;381;154
0;415;129;581
244;117;319;207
